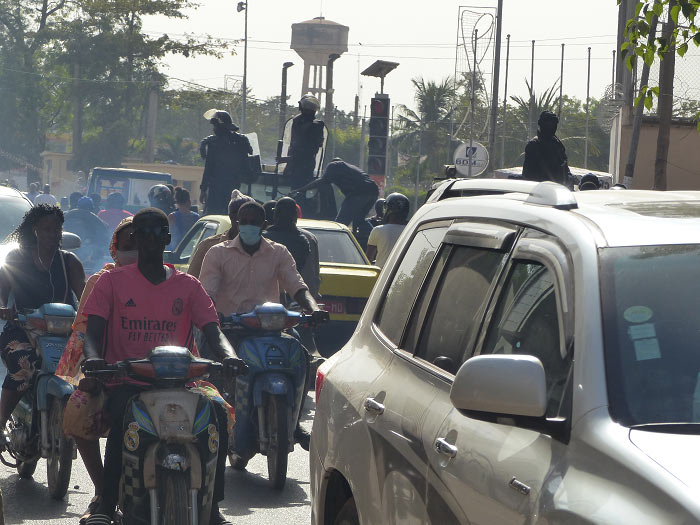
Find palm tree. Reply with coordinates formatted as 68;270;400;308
509;79;560;141
392;77;455;178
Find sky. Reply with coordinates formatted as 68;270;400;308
144;0;621;127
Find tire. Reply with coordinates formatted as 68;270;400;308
46;397;74;499
159;469;189;525
16;459;38;479
266;393;289;490
334;497;360;525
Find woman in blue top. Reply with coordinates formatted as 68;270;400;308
167;187;199;249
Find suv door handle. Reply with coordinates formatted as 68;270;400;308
364;397;385;415
435;438;458;458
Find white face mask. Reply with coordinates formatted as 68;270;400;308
115;249;138;266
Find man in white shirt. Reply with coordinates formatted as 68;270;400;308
366;192;410;268
33;184;58;206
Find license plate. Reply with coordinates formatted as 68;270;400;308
323;300;345;314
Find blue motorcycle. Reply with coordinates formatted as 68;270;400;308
221;303;317;489
1;303;76;499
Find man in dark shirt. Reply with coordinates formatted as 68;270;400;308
277;95;326;191
522;110;573;188
199;109;253;215
263;197;311;271
292;159;379;245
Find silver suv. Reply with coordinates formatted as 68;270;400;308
311;182;700;524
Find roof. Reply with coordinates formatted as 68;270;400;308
297;218;349;231
0;186;31;201
421;183;700;248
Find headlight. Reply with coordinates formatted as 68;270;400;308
44;315;73;335
258;313;286;331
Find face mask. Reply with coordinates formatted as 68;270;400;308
115;249;138;266
238;225;262;246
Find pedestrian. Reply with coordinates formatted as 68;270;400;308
292;158;379;246
69;191;84;210
63;197;111;272
98;192;133;232
25;182;40;203
199;109;253;216
263;200;277;223
167;187;199;248
147;184;174;215
368;198;386;227
578;173;601;191
366;192;410;268
33;184;58;206
522;110;573;188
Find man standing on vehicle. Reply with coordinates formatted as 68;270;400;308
81;208;245;525
522;110;573;188
199;110;253;216
277;95;325;191
292;158;379;247
199;201;328;450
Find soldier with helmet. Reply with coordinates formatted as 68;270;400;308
366;192;410;268
522;110;573;188
277;94;326;192
199;109;253;215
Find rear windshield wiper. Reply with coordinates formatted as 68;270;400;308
629;423;700;434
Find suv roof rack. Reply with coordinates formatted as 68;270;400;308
525;182;578;210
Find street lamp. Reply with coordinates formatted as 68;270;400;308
237;1;248;132
279;62;294;137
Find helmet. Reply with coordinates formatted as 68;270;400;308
374;198;386;216
538;110;559;125
299;94;320;112
77;196;95;211
148;184;172;210
383;193;410;222
578;173;600;191
203;109;239;131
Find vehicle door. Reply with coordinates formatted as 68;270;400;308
366;221;517;524
426;229;575;524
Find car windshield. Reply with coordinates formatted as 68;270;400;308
0;197;31;242
308;229;366;265
601;245;700;429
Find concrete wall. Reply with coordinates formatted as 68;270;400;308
616;116;700;190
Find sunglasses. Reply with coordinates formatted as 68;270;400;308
134;225;169;237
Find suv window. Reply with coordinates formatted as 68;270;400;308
481;262;571;417
411;246;506;374
375;225;448;345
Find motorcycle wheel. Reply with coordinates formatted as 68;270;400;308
266;393;288;490
46;397;73;499
159;470;189;525
16;459;38;478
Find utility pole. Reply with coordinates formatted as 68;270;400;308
528;40;535;138
624;15;657;187
558;44;564;118
654;4;677;190
500;34;510;169
487;0;503;172
279;62;294;137
238;1;249;132
585;46;591;168
468;28;478;178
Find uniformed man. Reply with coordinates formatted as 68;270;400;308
522;110;573;188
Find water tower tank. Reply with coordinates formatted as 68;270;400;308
291;17;349;101
291;17;349;66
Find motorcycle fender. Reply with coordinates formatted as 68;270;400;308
45;376;74;406
253;373;292;407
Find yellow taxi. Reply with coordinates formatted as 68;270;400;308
165;216;380;354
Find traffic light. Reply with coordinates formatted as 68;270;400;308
367;95;389;176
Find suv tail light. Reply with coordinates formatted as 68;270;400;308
315;367;327;401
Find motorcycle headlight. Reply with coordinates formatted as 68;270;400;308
258;313;287;331
44;315;73;335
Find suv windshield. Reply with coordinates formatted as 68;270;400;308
601;245;700;429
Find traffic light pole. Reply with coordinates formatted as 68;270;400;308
487;0;503;172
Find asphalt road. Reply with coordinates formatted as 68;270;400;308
0;364;316;525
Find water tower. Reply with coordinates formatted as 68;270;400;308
291;17;349;108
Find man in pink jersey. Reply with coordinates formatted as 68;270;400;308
82;208;244;525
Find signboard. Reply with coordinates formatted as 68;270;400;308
454;142;489;177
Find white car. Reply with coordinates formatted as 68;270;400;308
311;182;700;524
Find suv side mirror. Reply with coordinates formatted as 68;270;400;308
450;354;547;417
61;232;81;251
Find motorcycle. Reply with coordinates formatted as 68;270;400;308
1;303;77;499
85;346;242;525
221;302;324;489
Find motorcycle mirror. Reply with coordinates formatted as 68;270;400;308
61;232;81;250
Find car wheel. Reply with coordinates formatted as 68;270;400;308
334;497;359;525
